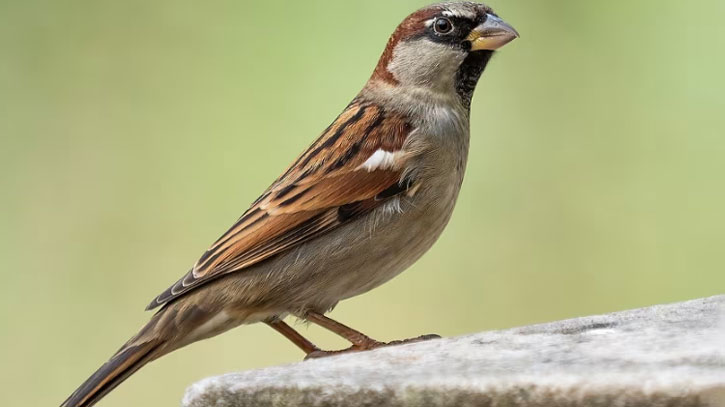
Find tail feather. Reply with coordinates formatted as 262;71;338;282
60;339;165;407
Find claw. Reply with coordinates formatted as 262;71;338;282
385;333;441;346
303;334;441;360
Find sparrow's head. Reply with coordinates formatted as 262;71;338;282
371;2;518;105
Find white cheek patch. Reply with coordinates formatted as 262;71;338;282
357;149;404;172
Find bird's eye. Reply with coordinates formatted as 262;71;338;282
433;18;453;34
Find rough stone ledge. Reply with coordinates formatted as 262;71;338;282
183;295;725;407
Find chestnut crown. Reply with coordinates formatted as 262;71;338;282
371;2;518;105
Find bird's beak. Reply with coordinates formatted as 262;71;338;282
467;14;519;51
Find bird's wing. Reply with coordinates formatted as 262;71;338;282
147;100;416;310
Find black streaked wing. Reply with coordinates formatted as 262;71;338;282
147;100;413;310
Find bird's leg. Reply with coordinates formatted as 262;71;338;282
265;318;320;355
301;311;441;359
304;311;383;349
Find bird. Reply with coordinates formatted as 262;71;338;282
61;2;518;406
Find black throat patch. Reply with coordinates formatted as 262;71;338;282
455;50;493;110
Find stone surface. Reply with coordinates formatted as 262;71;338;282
183;296;725;407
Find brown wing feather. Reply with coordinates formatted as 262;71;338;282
147;100;413;310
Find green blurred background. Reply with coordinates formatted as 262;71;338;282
1;0;724;406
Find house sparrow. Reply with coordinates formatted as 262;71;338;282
61;2;517;406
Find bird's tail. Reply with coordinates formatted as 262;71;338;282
60;317;168;407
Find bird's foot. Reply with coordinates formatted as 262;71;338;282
383;333;441;346
304;346;365;360
304;334;441;360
